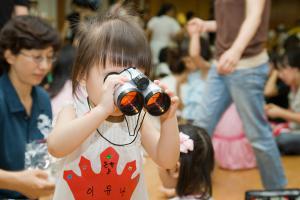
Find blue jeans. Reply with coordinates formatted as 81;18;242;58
276;132;300;155
193;63;287;189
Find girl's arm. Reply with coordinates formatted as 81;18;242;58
141;81;180;169
187;18;217;33
188;31;210;70
47;105;110;158
264;70;279;97
48;75;126;158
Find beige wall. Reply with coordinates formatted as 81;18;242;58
147;0;211;20
146;0;300;28
270;0;300;28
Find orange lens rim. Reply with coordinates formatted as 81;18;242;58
120;91;139;107
146;93;161;106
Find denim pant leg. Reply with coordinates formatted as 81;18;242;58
226;63;287;189
276;133;300;155
193;66;232;135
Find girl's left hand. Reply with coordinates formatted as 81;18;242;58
154;80;179;122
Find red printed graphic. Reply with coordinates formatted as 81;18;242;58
63;147;140;199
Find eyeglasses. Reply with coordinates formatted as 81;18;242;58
20;52;57;65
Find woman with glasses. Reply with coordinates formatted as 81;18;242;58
0;15;60;199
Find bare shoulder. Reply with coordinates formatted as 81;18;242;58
55;104;77;127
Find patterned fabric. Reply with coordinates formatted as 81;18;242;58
53;91;148;200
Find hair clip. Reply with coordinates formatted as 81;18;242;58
179;132;194;153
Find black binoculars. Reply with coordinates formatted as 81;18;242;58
107;67;171;116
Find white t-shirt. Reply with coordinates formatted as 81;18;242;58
147;15;181;64
53;93;148;199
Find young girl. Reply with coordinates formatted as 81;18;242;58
47;10;180;199
48;44;75;117
159;124;214;200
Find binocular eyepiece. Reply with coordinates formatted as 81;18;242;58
108;67;171;116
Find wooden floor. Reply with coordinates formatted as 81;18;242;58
144;156;300;200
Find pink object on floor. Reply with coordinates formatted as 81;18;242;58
212;104;256;170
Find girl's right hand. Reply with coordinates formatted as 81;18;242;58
96;74;128;115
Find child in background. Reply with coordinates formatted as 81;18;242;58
155;47;173;78
48;44;75;117
181;17;210;122
265;47;300;155
159;124;214;200
48;9;180;199
160;51;197;113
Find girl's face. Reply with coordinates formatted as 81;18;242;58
86;64;126;115
6;47;54;86
278;66;300;87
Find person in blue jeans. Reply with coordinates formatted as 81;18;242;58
187;0;287;189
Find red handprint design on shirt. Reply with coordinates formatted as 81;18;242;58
63;147;140;200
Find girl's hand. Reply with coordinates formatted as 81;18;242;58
154;80;179;122
96;74;128;115
186;19;202;37
187;18;206;34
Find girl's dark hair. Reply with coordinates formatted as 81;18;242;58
157;3;175;17
72;8;152;94
200;37;212;61
176;124;214;198
0;15;60;75
48;44;75;98
281;47;300;70
185;11;195;21
72;0;100;11
162;48;185;75
171;59;186;75
283;35;300;52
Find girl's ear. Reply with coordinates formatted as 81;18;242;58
171;162;180;178
77;68;87;85
4;50;17;65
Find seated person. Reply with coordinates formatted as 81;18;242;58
155;47;173;78
264;52;290;123
265;47;300;155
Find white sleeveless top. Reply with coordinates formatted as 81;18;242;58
53;95;148;200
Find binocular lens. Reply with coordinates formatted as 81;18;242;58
118;91;144;116
145;92;171;116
